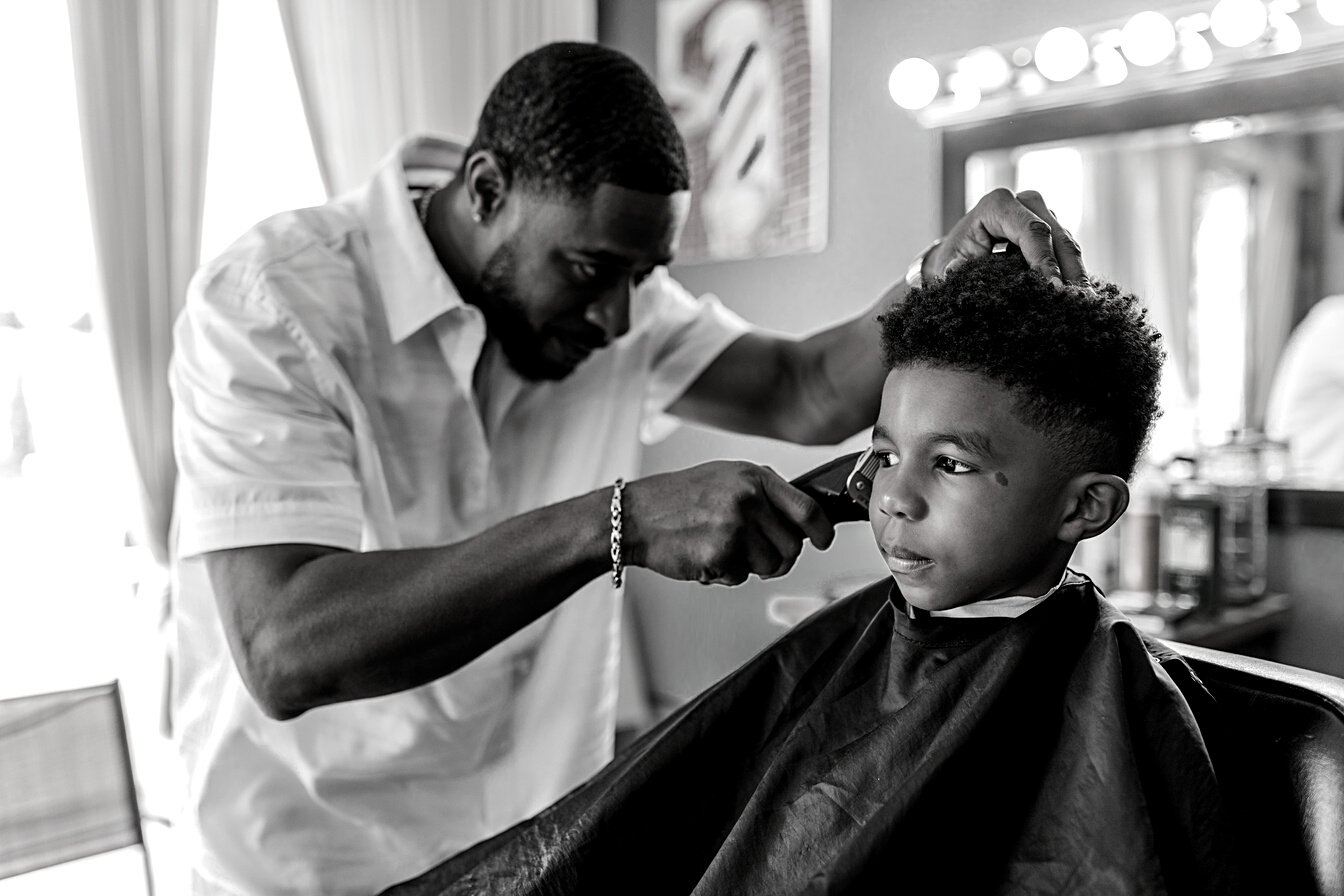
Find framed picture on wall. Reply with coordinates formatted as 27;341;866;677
656;0;830;263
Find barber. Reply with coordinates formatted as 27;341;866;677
169;41;1085;896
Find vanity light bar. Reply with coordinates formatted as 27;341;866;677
889;0;1344;128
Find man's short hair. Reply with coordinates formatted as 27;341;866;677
463;41;689;200
879;252;1164;480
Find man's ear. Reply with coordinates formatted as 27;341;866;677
1056;473;1129;544
463;150;509;223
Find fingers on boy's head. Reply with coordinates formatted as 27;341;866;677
877;253;1165;481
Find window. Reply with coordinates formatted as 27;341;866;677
0;0;138;700
1190;169;1253;444
0;4;147;890
1;2;321;891
201;0;325;264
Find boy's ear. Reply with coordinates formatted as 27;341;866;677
1056;473;1129;544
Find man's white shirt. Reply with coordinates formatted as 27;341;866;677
1266;294;1344;485
169;135;749;895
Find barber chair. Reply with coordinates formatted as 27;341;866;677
0;681;154;893
1166;643;1344;896
793;452;1344;896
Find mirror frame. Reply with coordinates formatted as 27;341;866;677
937;57;1344;528
939;57;1344;232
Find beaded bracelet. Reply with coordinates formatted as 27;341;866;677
610;478;625;588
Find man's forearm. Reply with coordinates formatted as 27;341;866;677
785;277;908;444
210;488;612;719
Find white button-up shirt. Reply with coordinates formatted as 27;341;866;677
169;135;749;895
1266;294;1344;485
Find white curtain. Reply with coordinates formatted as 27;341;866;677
1244;135;1303;430
277;0;597;197
67;0;218;565
1080;138;1200;453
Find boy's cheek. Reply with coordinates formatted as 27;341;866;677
868;508;884;544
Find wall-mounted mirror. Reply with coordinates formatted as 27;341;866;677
941;56;1344;496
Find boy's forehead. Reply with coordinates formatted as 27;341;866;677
877;366;1029;453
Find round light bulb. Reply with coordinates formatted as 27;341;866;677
1189;116;1248;142
1178;12;1212;31
1210;0;1268;47
1034;27;1091;82
1318;0;1344;26
959;45;1012;92
1092;43;1129;85
1016;69;1048;96
947;70;983;112
1267;8;1302;53
1177;28;1215;69
888;57;940;110
1120;11;1177;65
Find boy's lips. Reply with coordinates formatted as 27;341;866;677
884;545;934;575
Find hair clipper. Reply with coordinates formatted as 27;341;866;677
788;449;881;524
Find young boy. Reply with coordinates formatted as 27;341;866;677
865;249;1161;619
382;254;1240;896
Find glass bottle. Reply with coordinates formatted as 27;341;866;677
1201;431;1269;604
1116;462;1166;595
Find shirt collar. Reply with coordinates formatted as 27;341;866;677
926;568;1085;619
360;135;470;344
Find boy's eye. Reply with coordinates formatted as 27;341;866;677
874;449;898;468
934;456;975;474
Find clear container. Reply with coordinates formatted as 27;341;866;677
1160;481;1222;616
1116;463;1165;594
1200;432;1270;604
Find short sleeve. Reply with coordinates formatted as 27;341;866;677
632;269;752;444
170;268;364;559
1264;296;1344;481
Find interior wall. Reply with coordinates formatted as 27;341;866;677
1318;128;1344;302
598;0;1276;708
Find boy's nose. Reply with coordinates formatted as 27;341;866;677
874;469;928;521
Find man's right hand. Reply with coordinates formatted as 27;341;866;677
204;460;834;719
622;460;836;586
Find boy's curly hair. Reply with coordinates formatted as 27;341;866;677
879;252;1164;480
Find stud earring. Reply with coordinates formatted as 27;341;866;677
471;210;483;224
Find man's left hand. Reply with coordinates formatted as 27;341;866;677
926;188;1087;286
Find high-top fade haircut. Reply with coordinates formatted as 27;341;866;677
880;252;1164;480
463;41;689;200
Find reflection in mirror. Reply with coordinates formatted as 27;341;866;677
966;109;1344;488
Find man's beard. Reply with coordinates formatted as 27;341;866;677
474;240;579;382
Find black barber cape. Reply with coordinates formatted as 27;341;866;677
383;577;1242;895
